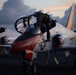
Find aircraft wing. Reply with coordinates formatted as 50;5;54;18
0;44;11;48
51;45;76;64
60;45;76;51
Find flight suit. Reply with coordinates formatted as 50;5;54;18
34;12;56;41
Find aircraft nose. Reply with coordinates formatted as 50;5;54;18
11;34;40;53
11;33;33;53
11;40;25;53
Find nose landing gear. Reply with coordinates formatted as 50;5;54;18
22;59;36;75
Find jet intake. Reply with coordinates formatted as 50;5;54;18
52;34;63;49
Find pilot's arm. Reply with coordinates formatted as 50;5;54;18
35;15;43;27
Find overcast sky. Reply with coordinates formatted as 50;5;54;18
0;0;36;25
0;0;76;29
0;0;76;17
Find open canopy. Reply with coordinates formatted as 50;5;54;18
15;14;41;34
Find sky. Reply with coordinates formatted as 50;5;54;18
0;0;76;18
0;0;76;28
23;0;74;17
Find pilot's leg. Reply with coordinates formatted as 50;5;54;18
47;30;50;41
45;25;50;42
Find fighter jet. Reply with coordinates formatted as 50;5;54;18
2;3;76;75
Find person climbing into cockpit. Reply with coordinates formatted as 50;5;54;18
33;11;56;42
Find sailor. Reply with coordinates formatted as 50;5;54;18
34;11;56;42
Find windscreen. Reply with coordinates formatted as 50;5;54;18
24;25;41;35
23;15;41;34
